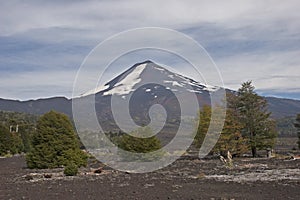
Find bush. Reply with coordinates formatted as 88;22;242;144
64;163;78;176
26;111;87;169
114;127;163;161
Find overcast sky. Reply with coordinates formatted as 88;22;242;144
0;0;300;100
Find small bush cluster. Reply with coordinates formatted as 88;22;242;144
64;163;78;176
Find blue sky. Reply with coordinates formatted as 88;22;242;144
0;0;300;100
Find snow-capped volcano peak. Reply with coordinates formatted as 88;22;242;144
103;62;147;96
80;61;219;97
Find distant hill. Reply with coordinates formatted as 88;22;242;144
265;97;300;119
0;97;72;116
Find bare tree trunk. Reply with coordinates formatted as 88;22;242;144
251;146;257;157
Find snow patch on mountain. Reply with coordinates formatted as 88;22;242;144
187;89;203;94
163;80;184;87
154;66;165;71
103;63;147;95
80;84;110;97
204;85;218;92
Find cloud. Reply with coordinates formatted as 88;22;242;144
0;0;299;100
0;69;77;100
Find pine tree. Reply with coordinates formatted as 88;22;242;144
294;114;300;149
26;111;87;169
236;81;277;157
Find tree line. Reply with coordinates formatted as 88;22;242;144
0;81;300;172
0;111;37;156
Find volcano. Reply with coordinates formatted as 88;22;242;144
0;61;299;121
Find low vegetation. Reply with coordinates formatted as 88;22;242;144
64;162;79;176
112;126;163;161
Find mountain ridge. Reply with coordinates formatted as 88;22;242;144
0;61;299;119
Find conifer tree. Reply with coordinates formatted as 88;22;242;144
294;114;300;149
0;124;12;156
236;81;277;157
194;105;211;148
0;124;23;155
213;108;248;156
26;111;87;169
194;104;248;156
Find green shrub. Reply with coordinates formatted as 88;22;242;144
26;111;87;169
64;163;78;176
114;127;163;161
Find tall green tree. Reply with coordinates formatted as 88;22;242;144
194;103;248;156
236;81;277;157
26;111;87;169
194;105;211;148
214;108;248;156
294;114;300;149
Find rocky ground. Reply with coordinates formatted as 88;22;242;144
0;155;299;200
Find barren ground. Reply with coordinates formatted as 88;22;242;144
0;155;299;200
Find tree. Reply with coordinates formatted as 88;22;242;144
235;81;277;157
294;114;300;149
0;124;23;156
114;126;162;161
213;108;248;156
0;124;12;156
194;103;248;156
0;111;38;153
194;105;211;148
26;111;87;169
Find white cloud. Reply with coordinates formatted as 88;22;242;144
215;49;300;92
0;69;77;100
1;0;300;37
0;0;300;100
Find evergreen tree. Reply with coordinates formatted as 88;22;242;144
194;105;211;148
236;81;277;157
26;111;87;169
294;114;300;149
115;126;162;161
0;124;11;156
194;103;248;156
214;108;248;156
0;124;23;155
0;111;38;153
